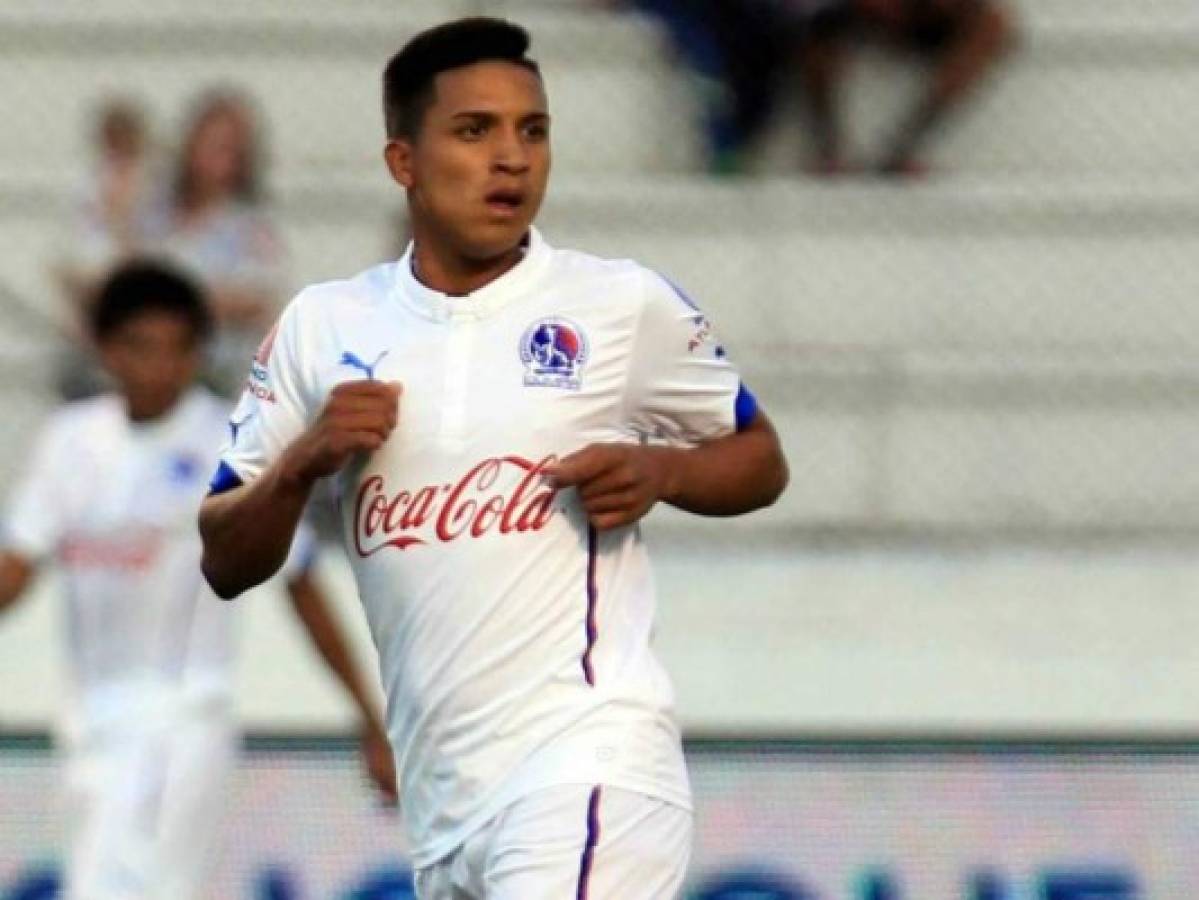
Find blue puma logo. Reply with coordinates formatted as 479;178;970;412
339;350;389;381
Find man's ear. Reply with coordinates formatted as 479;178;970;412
384;139;415;189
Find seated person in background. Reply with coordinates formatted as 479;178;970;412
53;97;157;398
0;261;395;899
609;0;792;174
145;88;288;396
56;98;154;308
797;0;1015;175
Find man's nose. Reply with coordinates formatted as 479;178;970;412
492;127;530;172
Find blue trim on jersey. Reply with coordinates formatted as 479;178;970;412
734;383;758;432
576;786;602;900
661;273;703;313
208;461;244;495
582;526;599;687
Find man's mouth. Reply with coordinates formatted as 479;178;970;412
485;188;524;214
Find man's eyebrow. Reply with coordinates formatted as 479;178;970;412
449;110;549;120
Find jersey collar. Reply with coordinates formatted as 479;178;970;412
394;227;551;323
125;386;209;439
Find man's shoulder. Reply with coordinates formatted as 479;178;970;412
289;261;400;320
49;394;123;433
178;386;234;432
24;394;122;459
544;245;657;311
549;244;648;286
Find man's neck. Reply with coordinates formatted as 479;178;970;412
410;234;526;297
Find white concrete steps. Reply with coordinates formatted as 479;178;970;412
0;6;1194;180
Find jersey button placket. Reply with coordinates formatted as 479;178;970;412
439;312;474;448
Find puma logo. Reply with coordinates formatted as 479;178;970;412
339;350;389;381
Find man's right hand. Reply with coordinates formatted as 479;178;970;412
281;380;401;484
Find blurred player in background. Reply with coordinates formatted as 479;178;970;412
0;261;395;899
200;16;787;900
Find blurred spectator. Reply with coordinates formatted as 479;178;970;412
146;88;287;396
52;88;286;399
797;0;1016;175
56;98;154;309
53;97;157;398
615;0;794;174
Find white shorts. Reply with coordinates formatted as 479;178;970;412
61;706;237;900
415;784;692;900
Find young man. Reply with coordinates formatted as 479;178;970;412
200;17;788;899
0;261;395;899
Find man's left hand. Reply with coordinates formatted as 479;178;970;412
549;443;677;531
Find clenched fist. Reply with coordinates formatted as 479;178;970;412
548;443;679;531
283;381;402;484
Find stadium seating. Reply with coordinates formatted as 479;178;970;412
0;0;1196;536
0;3;1195;179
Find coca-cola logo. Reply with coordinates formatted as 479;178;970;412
354;455;560;556
60;528;163;571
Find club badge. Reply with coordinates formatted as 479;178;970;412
520;317;589;390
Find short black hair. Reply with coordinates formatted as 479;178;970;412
90;260;212;345
382;17;540;139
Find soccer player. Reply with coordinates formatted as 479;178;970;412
199;17;788;899
0;261;396;899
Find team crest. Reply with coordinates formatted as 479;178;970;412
520;317;589;390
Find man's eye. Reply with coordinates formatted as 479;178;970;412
458;123;486;138
524;123;548;140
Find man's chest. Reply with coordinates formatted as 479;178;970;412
315;299;642;553
60;433;215;535
315;300;638;453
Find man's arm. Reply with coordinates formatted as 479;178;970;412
200;380;401;599
0;551;36;616
200;464;316;599
549;410;788;531
285;568;398;805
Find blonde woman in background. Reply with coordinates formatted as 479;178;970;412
145;88;287;397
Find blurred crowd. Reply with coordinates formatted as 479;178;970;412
53;88;286;400
48;1;1018;404
604;0;1016;176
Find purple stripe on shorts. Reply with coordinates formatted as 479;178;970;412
576;785;603;900
582;525;599;686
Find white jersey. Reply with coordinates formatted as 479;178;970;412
217;228;756;865
4;387;315;734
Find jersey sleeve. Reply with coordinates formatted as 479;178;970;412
622;269;758;445
3;416;68;560
210;295;315;493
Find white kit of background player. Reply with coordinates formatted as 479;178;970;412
2;384;311;896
